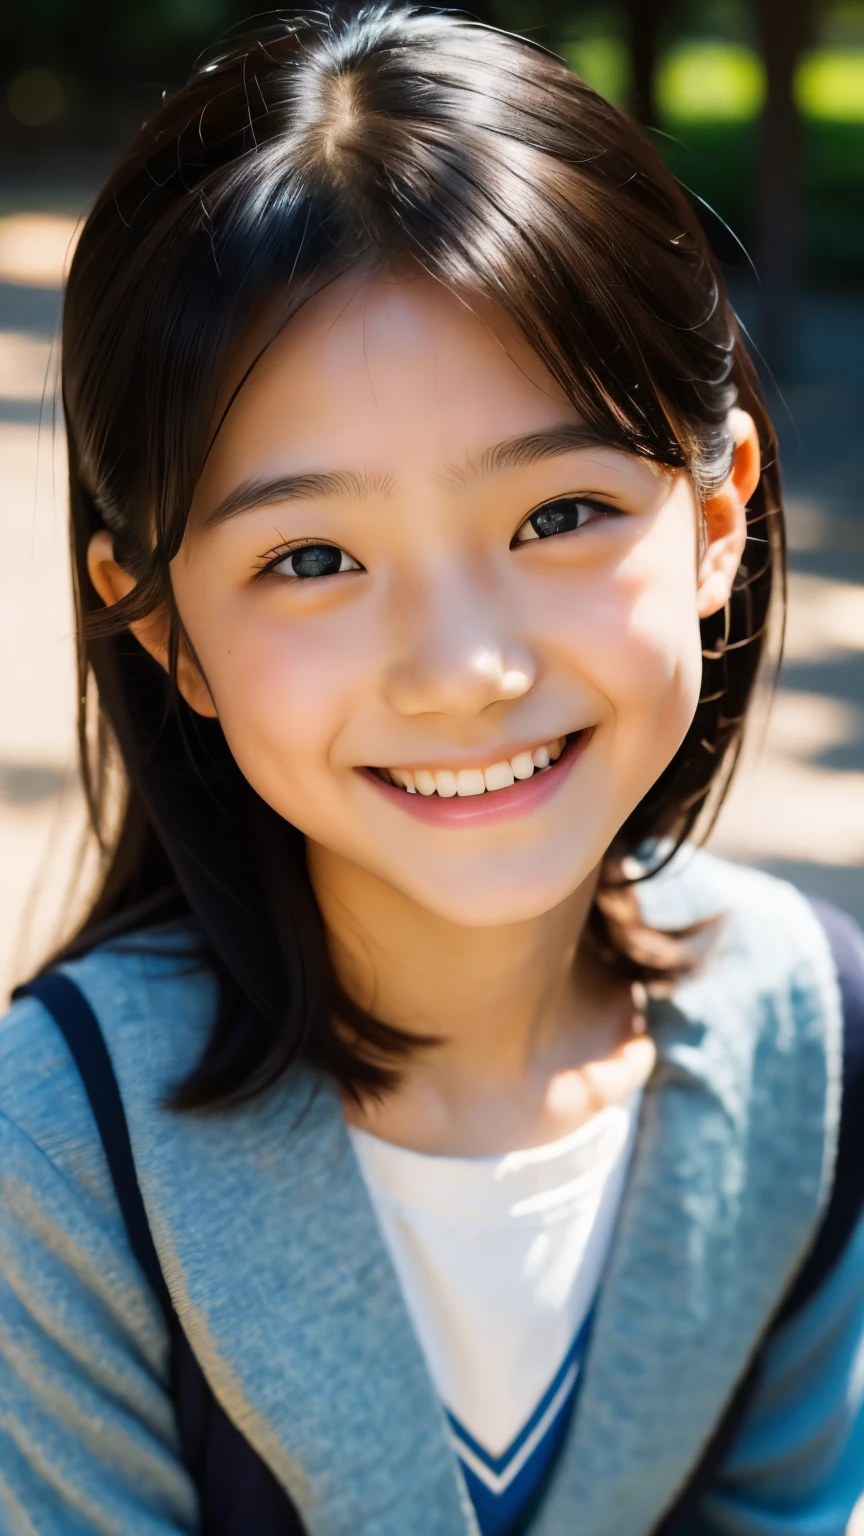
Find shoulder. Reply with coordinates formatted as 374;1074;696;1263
0;936;201;1530
0;922;220;1362
637;843;833;944
0;929;214;1397
0;922;217;1173
637;843;846;1052
639;849;864;1090
639;847;845;1022
637;852;846;1247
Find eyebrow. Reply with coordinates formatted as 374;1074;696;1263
202;423;621;528
203;469;396;528
447;423;621;486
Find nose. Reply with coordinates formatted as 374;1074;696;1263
384;566;537;719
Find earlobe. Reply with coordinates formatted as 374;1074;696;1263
87;528;172;670
696;409;760;620
175;649;220;719
86;530;218;719
87;528;137;608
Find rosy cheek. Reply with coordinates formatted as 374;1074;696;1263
618;582;701;694
201;600;369;800
605;516;701;669
533;543;702;739
219;628;328;736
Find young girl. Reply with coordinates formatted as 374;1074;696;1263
1;8;863;1534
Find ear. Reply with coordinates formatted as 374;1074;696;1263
696;408;761;620
87;530;218;718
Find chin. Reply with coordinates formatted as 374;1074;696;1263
393;858;599;928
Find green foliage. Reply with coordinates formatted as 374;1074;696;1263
798;49;864;120
659;117;864;286
565;36;629;104
659;41;764;120
566;37;864;287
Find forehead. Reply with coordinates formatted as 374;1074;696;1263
198;268;579;495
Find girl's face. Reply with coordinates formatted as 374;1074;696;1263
165;269;747;927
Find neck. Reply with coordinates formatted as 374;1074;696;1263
307;846;651;1154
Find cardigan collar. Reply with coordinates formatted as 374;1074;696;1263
76;855;841;1536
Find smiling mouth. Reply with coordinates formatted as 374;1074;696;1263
368;732;583;798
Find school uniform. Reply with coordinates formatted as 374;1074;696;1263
1;849;863;1535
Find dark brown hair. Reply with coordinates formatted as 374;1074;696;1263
58;4;783;1109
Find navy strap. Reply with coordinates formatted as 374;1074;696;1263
14;972;175;1329
15;969;306;1534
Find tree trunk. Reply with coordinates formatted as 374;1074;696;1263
756;0;813;378
623;0;668;127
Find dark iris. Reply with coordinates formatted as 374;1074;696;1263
529;498;598;538
290;545;344;578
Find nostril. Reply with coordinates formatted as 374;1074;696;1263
500;667;533;699
384;642;536;718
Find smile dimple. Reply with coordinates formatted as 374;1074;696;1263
373;736;570;797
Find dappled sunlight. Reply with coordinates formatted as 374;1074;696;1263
659;42;765;122
0;212;80;288
0;330;54;403
785;571;864;660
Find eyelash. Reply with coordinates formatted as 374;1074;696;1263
253;538;362;582
510;495;620;546
255;496;620;581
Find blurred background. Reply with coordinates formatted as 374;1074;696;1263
0;0;863;1010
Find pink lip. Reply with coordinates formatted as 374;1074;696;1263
362;730;592;826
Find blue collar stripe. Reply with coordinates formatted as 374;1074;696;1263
446;1304;595;1479
446;1306;597;1534
456;1390;577;1536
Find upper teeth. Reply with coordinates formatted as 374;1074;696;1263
386;738;565;796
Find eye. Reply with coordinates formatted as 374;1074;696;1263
265;542;362;580
511;496;618;545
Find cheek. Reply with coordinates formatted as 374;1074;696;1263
179;584;373;811
604;528;705;749
609;572;703;710
535;525;703;745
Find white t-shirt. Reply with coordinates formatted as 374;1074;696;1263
348;1094;639;1534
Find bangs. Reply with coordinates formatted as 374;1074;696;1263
67;6;737;570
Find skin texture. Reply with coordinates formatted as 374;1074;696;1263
89;268;760;1154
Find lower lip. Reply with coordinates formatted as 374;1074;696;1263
362;731;593;827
